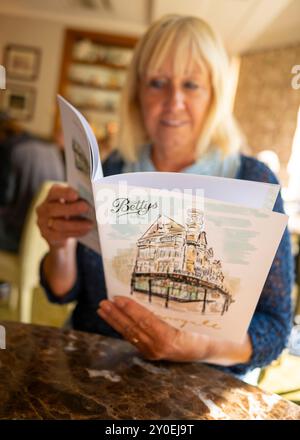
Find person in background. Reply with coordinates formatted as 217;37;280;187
36;15;294;378
0;113;65;252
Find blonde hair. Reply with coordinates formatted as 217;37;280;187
117;14;244;162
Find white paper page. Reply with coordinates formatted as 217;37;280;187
95;183;287;343
57;95;101;254
101;172;280;211
58;95;103;180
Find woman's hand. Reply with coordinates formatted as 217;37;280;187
98;296;211;362
36;184;94;249
98;296;253;365
37;184;95;296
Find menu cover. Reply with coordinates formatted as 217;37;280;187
58;95;287;343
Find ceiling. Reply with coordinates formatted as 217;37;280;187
0;0;300;53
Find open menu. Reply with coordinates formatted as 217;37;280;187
58;95;287;343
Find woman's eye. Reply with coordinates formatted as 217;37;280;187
184;81;200;90
148;79;166;89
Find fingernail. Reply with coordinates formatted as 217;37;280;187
113;296;127;308
100;301;111;312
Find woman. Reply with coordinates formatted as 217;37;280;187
37;15;293;376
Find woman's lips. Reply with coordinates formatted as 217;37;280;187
160;119;188;127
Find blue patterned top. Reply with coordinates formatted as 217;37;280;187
40;153;294;376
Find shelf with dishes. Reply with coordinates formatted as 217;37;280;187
68;62;127;92
56;29;137;159
66;83;120;114
71;39;133;68
67;78;123;92
71;58;129;70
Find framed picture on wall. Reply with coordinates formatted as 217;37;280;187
4;44;41;81
0;83;36;121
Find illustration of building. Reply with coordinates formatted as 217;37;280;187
72;139;90;176
131;209;233;315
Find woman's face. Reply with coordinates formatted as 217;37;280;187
139;55;212;155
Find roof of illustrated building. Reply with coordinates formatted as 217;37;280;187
139;215;185;241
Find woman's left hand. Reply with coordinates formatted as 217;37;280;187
97;296;211;362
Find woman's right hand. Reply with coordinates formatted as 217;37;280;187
36;184;94;249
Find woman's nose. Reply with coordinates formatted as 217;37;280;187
165;86;185;110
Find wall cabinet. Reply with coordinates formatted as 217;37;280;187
57;29;137;159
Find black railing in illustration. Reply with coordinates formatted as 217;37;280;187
130;271;233;315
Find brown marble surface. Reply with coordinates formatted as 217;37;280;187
0;320;299;420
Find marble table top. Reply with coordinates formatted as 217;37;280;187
0;320;299;420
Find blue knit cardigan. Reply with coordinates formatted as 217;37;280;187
40;153;294;376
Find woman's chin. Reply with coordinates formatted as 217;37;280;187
154;138;193;152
